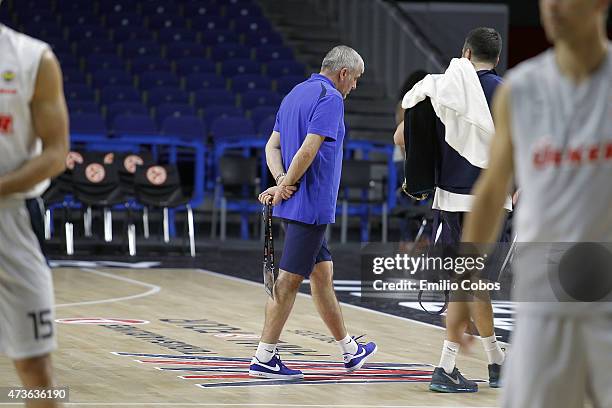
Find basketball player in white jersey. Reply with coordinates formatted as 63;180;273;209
463;0;611;406
0;6;69;407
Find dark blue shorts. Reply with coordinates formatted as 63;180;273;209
279;220;332;278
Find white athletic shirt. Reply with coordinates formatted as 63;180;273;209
507;44;612;314
0;24;50;202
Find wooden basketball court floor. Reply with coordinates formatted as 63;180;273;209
0;266;504;407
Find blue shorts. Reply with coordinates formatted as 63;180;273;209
279;220;332;278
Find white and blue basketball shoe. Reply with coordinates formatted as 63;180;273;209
249;352;304;380
344;336;378;372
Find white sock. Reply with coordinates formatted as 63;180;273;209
337;334;358;359
255;341;276;363
481;334;505;365
438;340;460;374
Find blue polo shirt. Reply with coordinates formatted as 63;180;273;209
272;73;345;225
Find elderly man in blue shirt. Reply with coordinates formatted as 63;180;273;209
249;45;377;380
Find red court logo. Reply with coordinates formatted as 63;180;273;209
112;352;449;388
57;318;149;325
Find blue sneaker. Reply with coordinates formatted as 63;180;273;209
429;367;478;393
249;352;303;380
344;336;378;372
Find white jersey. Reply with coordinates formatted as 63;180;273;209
506;45;612;314
0;24;50;201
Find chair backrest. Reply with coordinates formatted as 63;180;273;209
340;160;374;189
133;164;187;207
185;73;226;91
193;89;235;109
222;59;261;77
139;71;179;90
232;74;271;93
106;102;148;124
161;115;207;141
240;90;281;110
112;114;158;136
210;116;255;140
155;103;196;124
100;85;141;104
72;161;120;199
147;86;189;106
176;57;216;76
70;113;107;135
219;155;258;187
92;69;133;88
204;105;243;125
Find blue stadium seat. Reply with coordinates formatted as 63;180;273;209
63;69;87;85
60;11;100;27
165;43;206;60
147;87;190;106
68;101;100;114
56;2;93;12
200;30;239;46
106;102;148;124
64;84;96;102
87;54;126;71
122;41;161;58
161;115;207;141
76;39;117;57
276;74;305;95
100;85;141;104
191;16;230;32
67;26;109;42
148;15;187;30
231;74;271;93
45;38;72;55
233;16;272;35
210;44;251;61
222;59;261;77
155;103;197;124
240;90;281;110
130;56;171;73
13;0;53;13
112;27;154;42
249;106;278;129
266;60;305;77
204;106;243;126
92;69;133;88
106;13;143;28
112;114;158;136
257;115;276;137
243;31;283;47
141;1;180;16
194;89;235;109
56;53;80;70
21;22;63;39
254;46;293;63
98;0;138;15
70;113;107;135
175;58;216;76
157;28;197;45
185;73;226;91
183;2;221;17
210;117;255;141
139;71;180;90
226;3;262;18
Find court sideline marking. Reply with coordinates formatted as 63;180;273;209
0;404;497;407
55;268;161;308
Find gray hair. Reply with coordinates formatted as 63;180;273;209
321;45;364;74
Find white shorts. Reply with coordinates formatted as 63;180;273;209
0;200;57;360
502;312;612;408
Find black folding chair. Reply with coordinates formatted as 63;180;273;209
211;155;260;241
72;160;132;251
134;164;195;257
338;160;388;243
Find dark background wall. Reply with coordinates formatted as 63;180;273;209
397;0;612;67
